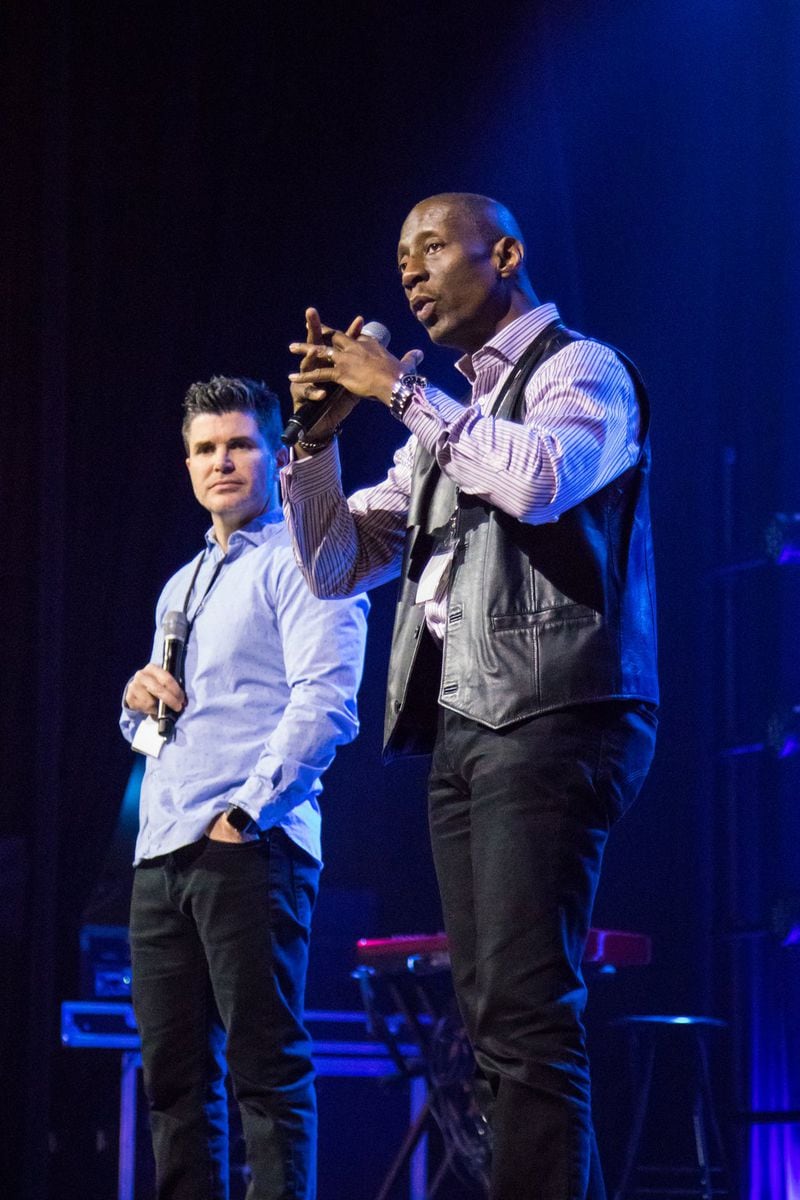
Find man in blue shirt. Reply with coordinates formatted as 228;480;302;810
120;376;368;1200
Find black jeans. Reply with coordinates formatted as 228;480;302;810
428;701;657;1200
129;829;319;1200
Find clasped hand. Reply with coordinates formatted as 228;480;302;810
288;308;422;447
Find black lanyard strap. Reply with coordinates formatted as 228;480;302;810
181;549;226;636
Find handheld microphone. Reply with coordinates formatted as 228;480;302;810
282;320;391;447
157;610;189;738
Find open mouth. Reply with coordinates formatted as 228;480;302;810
411;296;436;322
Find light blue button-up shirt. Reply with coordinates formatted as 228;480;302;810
120;510;369;866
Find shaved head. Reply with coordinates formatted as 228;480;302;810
410;192;526;252
397;192;538;352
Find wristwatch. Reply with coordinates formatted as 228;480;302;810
225;804;258;835
390;373;427;421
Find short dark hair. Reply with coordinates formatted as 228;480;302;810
181;376;282;452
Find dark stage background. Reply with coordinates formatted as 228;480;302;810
3;1;799;1196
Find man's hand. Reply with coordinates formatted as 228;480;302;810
287;309;366;455
289;310;424;449
205;813;260;843
124;664;186;718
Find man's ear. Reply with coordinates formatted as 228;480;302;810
493;236;524;278
275;445;290;470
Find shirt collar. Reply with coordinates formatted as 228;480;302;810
203;507;283;556
455;302;561;382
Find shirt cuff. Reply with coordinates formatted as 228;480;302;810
229;768;315;832
281;439;342;502
402;386;472;455
119;679;144;741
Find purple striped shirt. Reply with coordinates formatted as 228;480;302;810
281;304;642;639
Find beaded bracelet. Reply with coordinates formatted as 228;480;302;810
297;428;340;453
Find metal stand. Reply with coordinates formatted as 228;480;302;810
354;960;491;1199
612;1016;730;1199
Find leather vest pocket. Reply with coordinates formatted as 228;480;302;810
490;605;599;632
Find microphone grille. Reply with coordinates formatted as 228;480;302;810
361;320;391;348
162;610;189;639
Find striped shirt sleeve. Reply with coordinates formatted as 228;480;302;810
403;340;641;525
281;336;642;600
281;436;416;598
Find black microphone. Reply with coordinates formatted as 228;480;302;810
157;610;189;739
282;320;391;447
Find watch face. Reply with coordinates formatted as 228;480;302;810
226;806;252;832
391;375;426;420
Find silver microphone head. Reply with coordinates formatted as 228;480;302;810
162;610;189;641
361;320;391;348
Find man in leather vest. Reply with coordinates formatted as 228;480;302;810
281;193;658;1200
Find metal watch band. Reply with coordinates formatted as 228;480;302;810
389;373;427;421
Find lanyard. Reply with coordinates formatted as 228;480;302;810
181;548;226;637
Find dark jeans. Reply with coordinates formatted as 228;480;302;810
129;829;319;1200
428;701;657;1200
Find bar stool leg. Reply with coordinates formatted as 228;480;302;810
613;1031;657;1200
694;1026;728;1198
696;1025;729;1178
692;1086;714;1200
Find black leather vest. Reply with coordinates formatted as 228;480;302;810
382;322;659;761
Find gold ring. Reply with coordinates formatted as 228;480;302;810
326;347;335;363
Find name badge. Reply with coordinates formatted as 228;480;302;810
415;547;454;606
132;716;165;759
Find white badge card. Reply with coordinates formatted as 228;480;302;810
415;547;454;606
132;716;166;759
